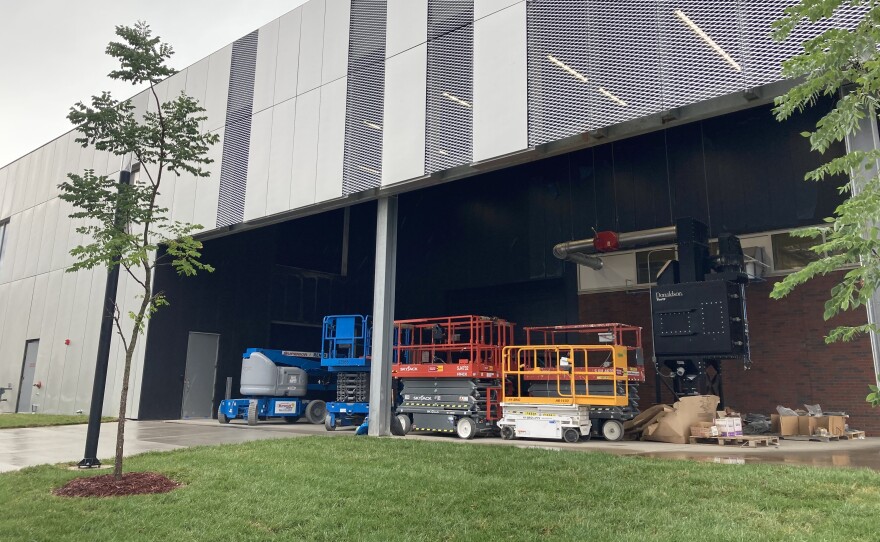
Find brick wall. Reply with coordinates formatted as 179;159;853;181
578;272;879;433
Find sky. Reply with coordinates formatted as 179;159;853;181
0;0;309;168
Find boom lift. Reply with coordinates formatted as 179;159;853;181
322;315;373;431
217;348;333;425
392;315;512;439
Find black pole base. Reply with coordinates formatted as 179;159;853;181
77;457;102;469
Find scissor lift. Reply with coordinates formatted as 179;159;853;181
321;315;373;431
499;343;631;442
522;322;643;440
392;315;513;439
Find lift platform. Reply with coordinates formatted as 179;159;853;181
322;315;373;431
392;315;513;439
499;343;631;442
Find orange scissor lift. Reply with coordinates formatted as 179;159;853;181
499;323;644;442
392;315;513;439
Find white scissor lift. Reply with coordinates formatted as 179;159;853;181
497;344;630;443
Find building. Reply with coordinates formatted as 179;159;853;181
1;0;877;431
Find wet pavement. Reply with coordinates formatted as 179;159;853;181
2;418;879;473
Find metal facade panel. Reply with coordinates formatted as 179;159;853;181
10;157;29;215
73;268;107;414
0;167;9;219
24;203;45;278
473;2;527;162
216;32;258;228
243;108;273;221
342;0;388;195
265;98;297;216
0;277;35;411
275;8;304;105
26;273;48;339
291;88;321;209
44;270;76;412
386;0;427;57
742;0;866;88
381;44;427;186
192;127;224;230
0;214;15;285
475;0;522;19
425;1;474;174
35;144;56;206
297;0;327;95
316;77;348;203
204;45;233;132
11;208;33;282
33;269;63;412
36;197;59;275
23;150;40;212
254;19;280;114
659;0;745;109
322;0;352;85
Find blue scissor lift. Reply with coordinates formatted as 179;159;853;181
322;315;372;430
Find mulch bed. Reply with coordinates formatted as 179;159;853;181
54;472;180;498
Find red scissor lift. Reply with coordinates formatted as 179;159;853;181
392;315;513;439
519;323;644;440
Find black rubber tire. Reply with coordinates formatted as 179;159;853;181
396;414;412;435
305;400;327;425
601;419;625;442
324;414;336;431
562;428;580;443
283;416;300;424
247;400;258;426
455;417;477;440
217;409;229;424
390;414;406;436
500;426;515;440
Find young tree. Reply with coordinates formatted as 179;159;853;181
61;22;217;478
770;1;880;406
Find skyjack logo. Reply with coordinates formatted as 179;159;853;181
655;290;684;302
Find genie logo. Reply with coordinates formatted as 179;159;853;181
655;290;684;302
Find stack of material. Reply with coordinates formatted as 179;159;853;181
624;395;720;444
743;413;772;435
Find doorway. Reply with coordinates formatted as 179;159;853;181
180;332;220;418
16;339;39;413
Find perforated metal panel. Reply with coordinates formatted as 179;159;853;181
342;0;388;196
742;0;868;88
217;31;258;228
527;0;864;147
425;1;474;174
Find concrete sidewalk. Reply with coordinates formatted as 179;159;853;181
2;418;880;472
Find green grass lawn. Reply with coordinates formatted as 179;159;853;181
1;436;878;541
0;413;116;429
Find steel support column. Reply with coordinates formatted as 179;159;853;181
844;114;880;384
368;196;398;436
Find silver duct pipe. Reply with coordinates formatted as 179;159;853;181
553;225;677;269
566;252;604;270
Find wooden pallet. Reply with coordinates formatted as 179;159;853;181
841;431;866;440
688;435;780;448
780;434;841;442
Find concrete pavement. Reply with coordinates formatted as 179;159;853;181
2;418;880;473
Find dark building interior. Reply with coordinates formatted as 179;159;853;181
139;101;848;420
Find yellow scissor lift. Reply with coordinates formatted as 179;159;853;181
498;344;630;443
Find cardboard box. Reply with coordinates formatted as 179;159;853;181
690;422;719;438
644;395;720;444
715;417;743;437
771;414;800;436
799;415;847;436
